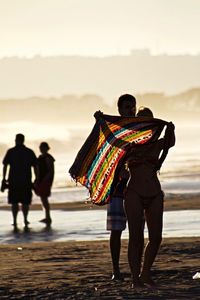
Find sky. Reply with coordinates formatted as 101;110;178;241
0;0;200;58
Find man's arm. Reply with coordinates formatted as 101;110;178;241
2;164;8;180
1;164;9;192
31;151;38;182
33;165;38;181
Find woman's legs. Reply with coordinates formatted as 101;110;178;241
125;191;145;286
140;193;163;285
40;196;51;223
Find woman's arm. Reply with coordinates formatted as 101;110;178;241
44;157;54;181
165;122;175;148
156;122;175;171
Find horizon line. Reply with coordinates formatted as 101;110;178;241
0;87;200;101
1;49;200;60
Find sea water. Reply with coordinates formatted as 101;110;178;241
0;209;199;244
0;123;199;242
0;124;200;205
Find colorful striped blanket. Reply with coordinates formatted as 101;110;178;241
69;115;167;205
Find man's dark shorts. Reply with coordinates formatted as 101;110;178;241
8;185;32;205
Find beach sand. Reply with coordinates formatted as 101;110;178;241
0;238;200;299
1;193;200;211
0;195;200;299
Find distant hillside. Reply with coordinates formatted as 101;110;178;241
0;52;200;100
137;88;200;122
0;94;114;125
0;88;200;125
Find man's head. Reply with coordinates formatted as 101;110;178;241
117;94;136;117
15;133;25;146
137;106;154;118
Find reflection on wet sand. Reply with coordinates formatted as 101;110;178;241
0;209;199;245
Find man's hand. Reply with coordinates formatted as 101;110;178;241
94;110;104;120
1;179;9;192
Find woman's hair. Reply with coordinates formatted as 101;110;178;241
137;106;154;117
39;142;50;150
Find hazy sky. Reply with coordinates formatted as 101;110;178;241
1;0;200;57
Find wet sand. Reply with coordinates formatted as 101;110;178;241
0;195;200;299
0;238;200;299
0;193;200;211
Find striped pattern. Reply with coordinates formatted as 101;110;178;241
69;115;166;205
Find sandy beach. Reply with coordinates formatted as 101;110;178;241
0;195;200;299
0;238;200;299
0;192;200;211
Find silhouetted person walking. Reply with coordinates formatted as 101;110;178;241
2;134;37;230
34;142;55;226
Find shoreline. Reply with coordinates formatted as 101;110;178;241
0;194;199;211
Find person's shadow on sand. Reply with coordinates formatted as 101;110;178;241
3;223;68;244
41;224;52;233
11;224;53;240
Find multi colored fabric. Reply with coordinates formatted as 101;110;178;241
69;115;167;205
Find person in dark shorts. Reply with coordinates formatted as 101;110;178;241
34;142;55;225
2;134;37;230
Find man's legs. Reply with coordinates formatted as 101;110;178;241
22;203;30;227
11;203;19;228
110;230;123;279
107;196;126;280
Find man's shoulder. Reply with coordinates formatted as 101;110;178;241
8;146;15;151
24;146;35;154
5;147;16;155
2;147;14;163
23;146;37;160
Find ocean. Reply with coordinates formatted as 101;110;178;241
0;209;199;244
0;122;200;242
0;123;200;205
